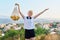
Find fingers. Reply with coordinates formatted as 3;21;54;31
44;8;49;11
46;8;49;10
15;3;19;6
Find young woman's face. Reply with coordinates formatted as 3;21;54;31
28;10;33;17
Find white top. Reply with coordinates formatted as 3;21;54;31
24;16;35;30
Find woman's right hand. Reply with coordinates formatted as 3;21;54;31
15;3;19;6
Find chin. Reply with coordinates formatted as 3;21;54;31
29;16;31;17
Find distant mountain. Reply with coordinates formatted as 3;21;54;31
35;18;60;23
0;16;9;18
0;16;23;24
0;17;60;24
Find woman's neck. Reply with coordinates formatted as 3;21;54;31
28;16;32;17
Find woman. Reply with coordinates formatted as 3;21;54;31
16;3;49;40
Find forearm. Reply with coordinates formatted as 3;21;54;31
40;9;46;14
34;8;49;19
37;9;46;16
18;5;24;19
34;10;45;18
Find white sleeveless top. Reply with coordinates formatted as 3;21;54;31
24;16;35;30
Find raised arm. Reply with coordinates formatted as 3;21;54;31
15;3;24;19
34;8;49;19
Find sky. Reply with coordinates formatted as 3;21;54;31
0;0;60;19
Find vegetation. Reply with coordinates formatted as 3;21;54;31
1;29;20;40
0;24;60;40
0;27;49;40
35;27;49;36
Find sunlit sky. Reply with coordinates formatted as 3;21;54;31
0;0;60;19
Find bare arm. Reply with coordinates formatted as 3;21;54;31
34;8;49;19
15;3;24;19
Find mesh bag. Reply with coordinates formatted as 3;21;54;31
10;6;20;21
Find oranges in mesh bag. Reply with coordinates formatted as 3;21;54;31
11;15;20;21
10;4;20;21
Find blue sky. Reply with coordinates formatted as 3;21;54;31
0;0;60;19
